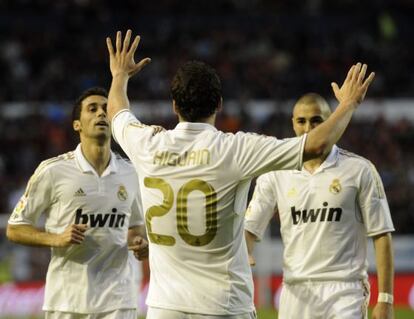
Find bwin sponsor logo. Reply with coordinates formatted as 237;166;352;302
291;202;342;225
75;208;126;227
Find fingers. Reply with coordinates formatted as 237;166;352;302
351;62;361;82
331;82;340;98
128;35;141;56
122;29;132;54
106;37;114;56
130;57;151;76
116;31;122;53
357;63;367;84
344;65;355;84
362;71;375;89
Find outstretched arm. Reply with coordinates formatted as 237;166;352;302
372;232;394;319
303;63;375;161
106;30;151;121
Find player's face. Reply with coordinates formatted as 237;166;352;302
75;95;110;140
292;103;329;136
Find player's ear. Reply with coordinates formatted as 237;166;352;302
73;120;81;132
172;100;179;115
216;97;223;113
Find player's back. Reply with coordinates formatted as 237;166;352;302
113;112;306;315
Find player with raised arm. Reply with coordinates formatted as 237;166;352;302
245;93;394;319
7;87;148;319
105;30;374;318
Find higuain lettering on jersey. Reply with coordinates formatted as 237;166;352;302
153;149;210;166
291;201;342;225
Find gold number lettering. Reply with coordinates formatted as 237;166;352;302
145;178;218;247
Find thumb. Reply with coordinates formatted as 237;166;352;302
132;58;151;75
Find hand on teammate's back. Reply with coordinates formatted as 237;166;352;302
128;236;149;261
331;62;375;107
55;224;88;247
106;29;151;78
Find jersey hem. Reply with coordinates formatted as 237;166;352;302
244;226;263;242
366;228;395;237
42;305;137;314
146;302;255;315
283;276;367;284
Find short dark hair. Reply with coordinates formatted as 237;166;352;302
72;87;108;122
171;61;222;122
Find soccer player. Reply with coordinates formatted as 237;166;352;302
245;93;394;319
105;30;374;318
6;87;148;319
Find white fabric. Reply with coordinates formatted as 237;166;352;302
146;307;256;319
45;309;137;319
9;144;144;313
245;145;394;282
112;109;306;315
278;280;370;319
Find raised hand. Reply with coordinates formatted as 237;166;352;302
128;236;149;261
55;224;88;247
106;30;151;78
331;63;375;107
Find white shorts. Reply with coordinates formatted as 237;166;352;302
44;309;137;319
278;280;370;319
146;307;257;319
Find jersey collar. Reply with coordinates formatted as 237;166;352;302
295;145;339;175
315;145;339;173
74;144;118;176
174;122;218;132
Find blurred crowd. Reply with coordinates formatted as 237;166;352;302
0;0;414;281
0;0;413;102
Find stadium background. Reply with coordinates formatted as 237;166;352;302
0;0;413;317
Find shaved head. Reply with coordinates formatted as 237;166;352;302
293;93;331;118
292;93;331;137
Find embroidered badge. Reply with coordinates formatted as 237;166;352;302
329;179;342;194
117;185;128;201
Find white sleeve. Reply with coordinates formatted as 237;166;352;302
111;109;157;161
358;162;395;237
129;184;144;227
8;163;54;226
244;174;278;241
234;132;306;179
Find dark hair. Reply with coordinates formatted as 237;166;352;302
171;61;222;122
72;87;108;122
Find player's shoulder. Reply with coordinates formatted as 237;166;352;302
37;151;76;172
337;148;375;170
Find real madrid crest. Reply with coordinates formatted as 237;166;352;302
117;185;128;201
329;179;342;194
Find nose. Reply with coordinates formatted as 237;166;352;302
97;106;107;117
303;122;312;133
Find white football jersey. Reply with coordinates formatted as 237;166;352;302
112;110;306;315
8;144;144;313
245;145;394;283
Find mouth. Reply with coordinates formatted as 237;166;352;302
95;120;109;127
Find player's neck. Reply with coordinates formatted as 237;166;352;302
303;151;329;174
178;114;216;126
80;140;111;176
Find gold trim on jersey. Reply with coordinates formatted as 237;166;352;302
24;152;75;196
